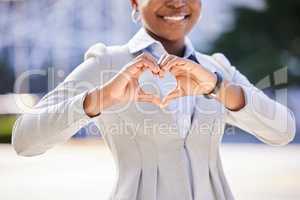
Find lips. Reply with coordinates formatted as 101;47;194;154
158;13;191;23
163;15;186;21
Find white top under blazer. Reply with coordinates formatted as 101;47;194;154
12;27;296;200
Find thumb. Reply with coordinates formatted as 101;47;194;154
160;87;183;108
136;87;162;106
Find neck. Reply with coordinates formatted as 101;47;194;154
146;29;186;57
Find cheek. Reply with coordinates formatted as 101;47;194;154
138;0;149;6
140;7;159;28
194;0;202;16
190;1;202;23
138;0;158;9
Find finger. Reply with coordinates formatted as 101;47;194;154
169;65;180;75
141;52;158;64
114;69;133;87
127;58;158;76
141;58;160;75
159;54;176;77
137;58;160;75
160;54;175;68
136;88;162;106
160;87;183;108
158;69;164;79
166;58;188;77
158;52;169;65
137;95;162;106
140;52;160;74
117;56;158;88
137;87;158;99
160;56;182;73
134;65;147;78
157;53;168;78
129;52;157;69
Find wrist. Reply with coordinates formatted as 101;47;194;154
226;85;246;111
203;71;222;98
83;86;114;117
217;81;246;111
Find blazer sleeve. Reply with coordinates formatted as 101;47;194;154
211;53;296;146
12;43;111;156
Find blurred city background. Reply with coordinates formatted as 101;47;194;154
0;0;299;199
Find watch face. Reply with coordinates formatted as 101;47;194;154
213;72;223;92
209;93;217;99
203;93;214;99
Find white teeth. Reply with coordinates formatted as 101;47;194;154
163;16;185;21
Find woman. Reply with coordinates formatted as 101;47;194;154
12;0;296;199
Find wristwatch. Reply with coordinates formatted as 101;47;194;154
203;71;223;99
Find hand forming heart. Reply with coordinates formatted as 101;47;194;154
104;52;217;109
158;53;218;107
105;52;162;107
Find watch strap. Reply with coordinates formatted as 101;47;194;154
203;71;223;99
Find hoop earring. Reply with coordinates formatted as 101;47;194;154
131;8;141;24
198;12;203;21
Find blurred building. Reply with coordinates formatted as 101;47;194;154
0;0;135;93
0;0;267;94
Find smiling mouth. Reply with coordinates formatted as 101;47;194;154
158;14;191;22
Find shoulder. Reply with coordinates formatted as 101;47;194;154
195;51;237;81
63;43;126;84
84;42;108;62
84;42;129;61
84;42;132;65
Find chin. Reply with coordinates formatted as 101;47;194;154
161;31;187;41
156;26;192;41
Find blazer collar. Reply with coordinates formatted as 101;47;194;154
127;27;195;59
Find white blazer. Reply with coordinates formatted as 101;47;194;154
12;39;296;200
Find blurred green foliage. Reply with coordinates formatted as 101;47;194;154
0;115;16;143
211;0;300;85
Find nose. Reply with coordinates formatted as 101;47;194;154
165;0;187;9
